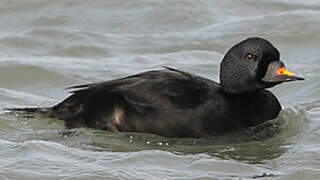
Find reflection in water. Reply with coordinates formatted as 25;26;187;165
1;106;307;164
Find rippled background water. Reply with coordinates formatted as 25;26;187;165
0;0;319;179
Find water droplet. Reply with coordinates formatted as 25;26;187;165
129;135;134;143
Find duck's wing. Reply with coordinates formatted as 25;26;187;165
66;67;210;110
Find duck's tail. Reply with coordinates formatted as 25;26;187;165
5;107;39;113
5;107;55;117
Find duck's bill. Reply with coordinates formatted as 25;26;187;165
275;66;304;81
262;61;305;83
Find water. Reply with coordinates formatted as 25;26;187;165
0;0;319;179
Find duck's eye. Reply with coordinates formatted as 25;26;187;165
246;53;254;61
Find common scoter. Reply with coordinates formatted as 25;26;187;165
10;37;304;137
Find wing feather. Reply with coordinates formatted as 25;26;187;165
64;67;209;110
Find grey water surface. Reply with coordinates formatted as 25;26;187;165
0;0;320;179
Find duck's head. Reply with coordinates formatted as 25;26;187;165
220;37;304;94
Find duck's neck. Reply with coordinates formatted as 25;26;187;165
220;80;262;94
